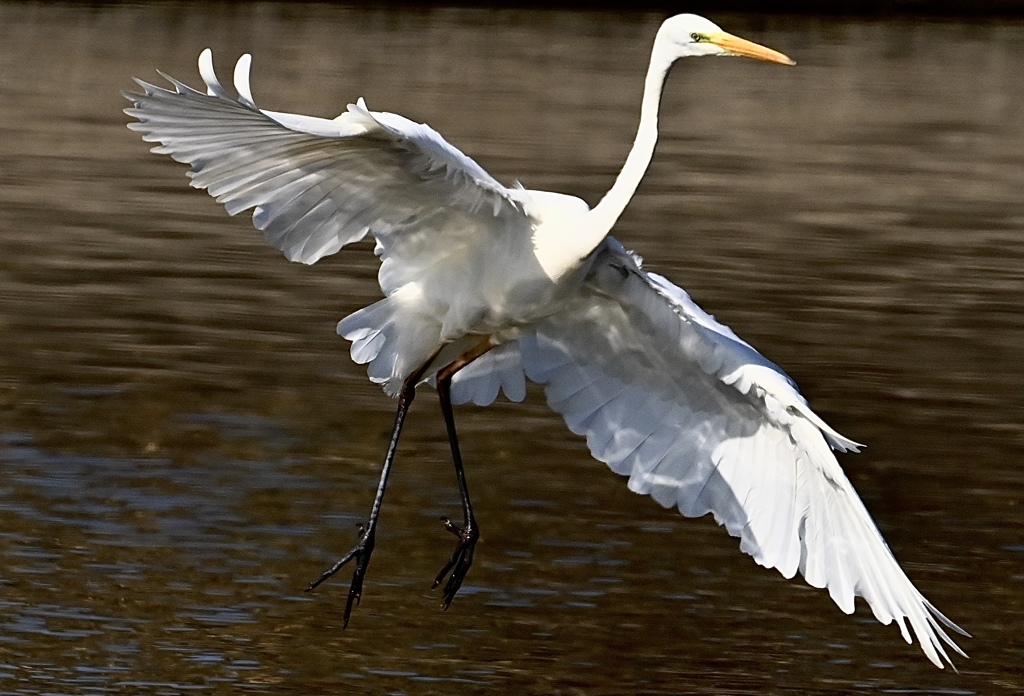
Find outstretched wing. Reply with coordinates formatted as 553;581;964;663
124;49;532;275
519;239;967;668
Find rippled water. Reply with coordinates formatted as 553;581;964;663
0;3;1022;694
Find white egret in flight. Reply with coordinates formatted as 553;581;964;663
125;14;967;667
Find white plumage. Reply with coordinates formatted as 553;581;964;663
125;14;966;667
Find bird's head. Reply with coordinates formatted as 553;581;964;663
657;14;795;66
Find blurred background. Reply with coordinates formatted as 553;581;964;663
0;2;1022;694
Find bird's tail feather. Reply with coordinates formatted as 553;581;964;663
338;290;440;397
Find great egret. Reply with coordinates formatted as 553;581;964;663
125;14;967;667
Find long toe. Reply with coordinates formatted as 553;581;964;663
342;553;371;628
306;526;375;591
433;521;479;609
305;527;377;628
440;542;475;610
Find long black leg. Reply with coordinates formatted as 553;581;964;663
431;339;494;609
305;353;438;628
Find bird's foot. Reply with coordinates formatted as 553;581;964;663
305;523;375;628
432;516;479;610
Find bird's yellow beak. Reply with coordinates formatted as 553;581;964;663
707;32;795;66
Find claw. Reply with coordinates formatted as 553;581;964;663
440;515;460;536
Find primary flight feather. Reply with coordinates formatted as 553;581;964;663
124;13;967;667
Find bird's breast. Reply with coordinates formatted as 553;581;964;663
524;190;596;283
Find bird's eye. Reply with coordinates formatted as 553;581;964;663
690;32;704;42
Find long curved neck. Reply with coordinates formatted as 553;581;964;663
585;43;674;244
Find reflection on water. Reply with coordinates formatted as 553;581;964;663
0;3;1022;694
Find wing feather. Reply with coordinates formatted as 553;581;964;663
125;49;532;267
446;341;528;407
518;240;966;668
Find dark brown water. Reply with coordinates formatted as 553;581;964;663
0;3;1022;694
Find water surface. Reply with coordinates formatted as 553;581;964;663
0;4;1022;694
